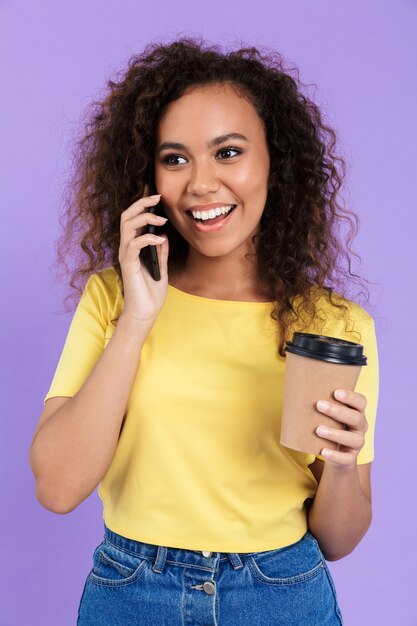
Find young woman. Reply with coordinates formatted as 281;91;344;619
29;38;379;625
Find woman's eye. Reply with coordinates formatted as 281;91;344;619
161;147;241;166
217;147;241;159
162;154;187;166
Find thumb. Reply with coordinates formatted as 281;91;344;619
158;236;169;276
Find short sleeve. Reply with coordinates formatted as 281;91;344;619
43;271;118;404
315;314;379;465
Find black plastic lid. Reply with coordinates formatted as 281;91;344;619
285;332;367;365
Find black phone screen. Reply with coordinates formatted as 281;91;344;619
140;182;164;280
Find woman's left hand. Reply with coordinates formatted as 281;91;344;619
315;389;368;469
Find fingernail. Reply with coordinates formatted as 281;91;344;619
322;449;333;459
317;426;329;436
150;194;161;198
335;390;346;400
317;400;329;411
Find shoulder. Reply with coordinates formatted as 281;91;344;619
309;289;375;344
89;266;121;292
84;266;123;319
318;290;373;322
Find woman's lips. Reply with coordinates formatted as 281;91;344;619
187;206;237;233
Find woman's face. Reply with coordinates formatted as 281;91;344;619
154;83;270;260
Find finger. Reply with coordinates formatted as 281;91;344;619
122;233;166;264
122;194;161;221
120;214;167;251
316;425;364;451
123;212;168;233
334;389;367;412
320;448;357;467
316;400;364;431
156;235;169;275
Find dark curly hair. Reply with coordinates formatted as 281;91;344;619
54;35;372;357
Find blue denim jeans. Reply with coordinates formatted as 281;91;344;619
77;525;344;625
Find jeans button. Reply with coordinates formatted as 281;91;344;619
203;581;216;595
202;551;212;557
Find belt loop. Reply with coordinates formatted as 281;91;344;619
152;546;168;573
227;552;244;570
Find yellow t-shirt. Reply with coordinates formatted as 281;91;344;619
44;267;379;552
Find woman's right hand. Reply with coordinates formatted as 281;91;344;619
118;184;169;326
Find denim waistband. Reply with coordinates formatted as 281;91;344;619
103;525;250;574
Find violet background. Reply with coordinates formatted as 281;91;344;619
1;1;416;624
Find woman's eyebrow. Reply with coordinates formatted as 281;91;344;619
156;133;249;154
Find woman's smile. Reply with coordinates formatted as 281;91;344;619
187;203;237;231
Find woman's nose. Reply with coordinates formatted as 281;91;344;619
186;161;220;196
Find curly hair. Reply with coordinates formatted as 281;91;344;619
54;35;372;357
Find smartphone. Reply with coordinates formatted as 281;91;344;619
140;182;163;281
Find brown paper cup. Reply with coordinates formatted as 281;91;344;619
280;352;362;455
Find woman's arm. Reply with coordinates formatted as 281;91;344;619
29;314;151;514
306;388;373;561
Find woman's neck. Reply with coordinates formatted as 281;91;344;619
169;256;272;303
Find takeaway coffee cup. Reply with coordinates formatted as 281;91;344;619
280;333;367;455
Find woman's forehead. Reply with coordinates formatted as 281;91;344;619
156;84;264;141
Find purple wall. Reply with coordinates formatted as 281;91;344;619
2;1;416;624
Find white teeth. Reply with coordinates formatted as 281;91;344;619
191;205;235;221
